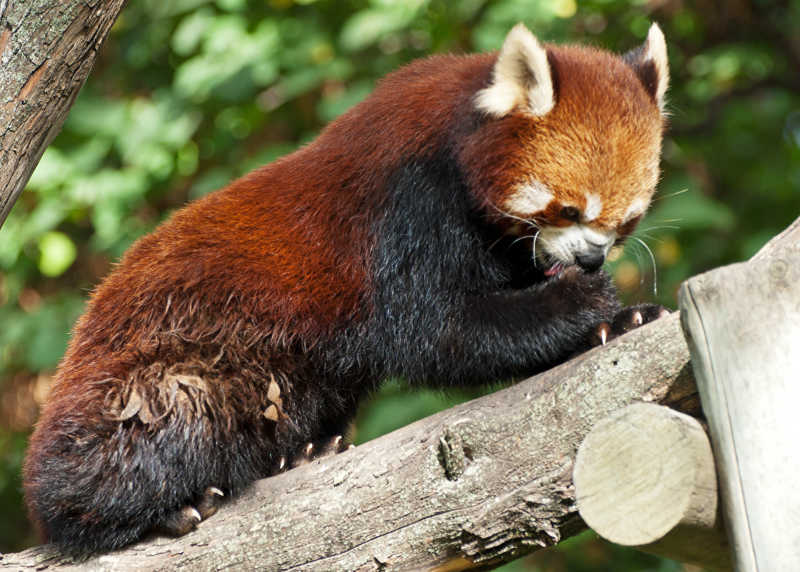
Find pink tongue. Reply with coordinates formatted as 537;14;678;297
544;263;564;277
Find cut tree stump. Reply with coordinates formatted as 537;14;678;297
574;402;731;571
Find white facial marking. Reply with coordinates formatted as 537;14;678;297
623;197;649;223
584;193;603;222
505;180;554;215
537;225;617;265
582;226;615;248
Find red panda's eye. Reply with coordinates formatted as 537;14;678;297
560;206;581;222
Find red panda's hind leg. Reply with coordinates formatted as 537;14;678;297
159;486;224;537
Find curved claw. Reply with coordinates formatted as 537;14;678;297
289;435;353;468
196;486;225;519
589;304;669;348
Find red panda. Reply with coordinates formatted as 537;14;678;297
24;23;669;554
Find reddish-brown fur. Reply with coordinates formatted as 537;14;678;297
25;54;498;546
24;32;667;553
461;46;663;233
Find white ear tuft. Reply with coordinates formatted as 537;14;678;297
644;23;669;110
626;23;670;112
475;24;555;117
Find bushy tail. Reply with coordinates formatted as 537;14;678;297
23;411;243;555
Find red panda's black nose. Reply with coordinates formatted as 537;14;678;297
576;251;606;272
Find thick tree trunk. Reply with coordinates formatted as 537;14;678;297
0;0;126;228
679;218;800;571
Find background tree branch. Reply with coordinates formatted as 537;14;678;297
0;0;125;229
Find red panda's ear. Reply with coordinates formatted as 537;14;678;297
624;23;670;113
475;23;555;118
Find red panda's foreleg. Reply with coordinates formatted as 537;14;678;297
365;158;656;386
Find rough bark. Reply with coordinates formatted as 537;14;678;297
0;0;126;228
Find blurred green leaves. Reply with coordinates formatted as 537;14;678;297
340;0;428;52
174;15;280;100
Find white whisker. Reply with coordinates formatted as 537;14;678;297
631;236;658;297
487;236;506;251
635;232;672;244
627;239;646;285
638;224;681;233
653;188;689;201
510;233;537;247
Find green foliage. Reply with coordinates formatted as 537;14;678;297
1;1;799;567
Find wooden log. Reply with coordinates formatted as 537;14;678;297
574;402;731;571
678;221;800;572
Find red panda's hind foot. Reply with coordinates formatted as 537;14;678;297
196;486;225;519
289;435;352;469
591;304;670;346
159;486;225;537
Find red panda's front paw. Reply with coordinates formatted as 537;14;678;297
590;304;670;346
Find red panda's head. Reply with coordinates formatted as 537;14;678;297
462;23;669;275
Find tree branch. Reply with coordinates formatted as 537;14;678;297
2;311;697;570
0;0;125;229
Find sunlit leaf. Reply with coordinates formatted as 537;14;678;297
37;232;77;277
172;8;215;56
